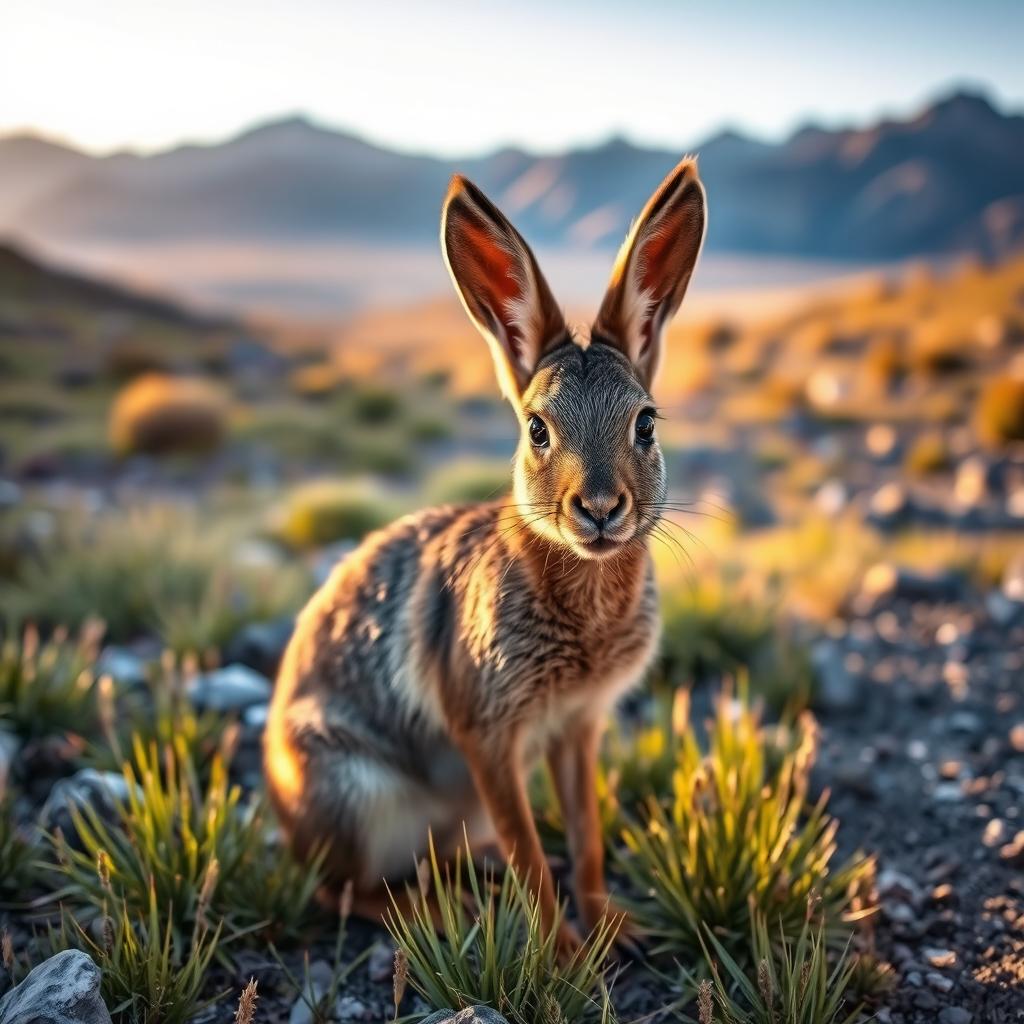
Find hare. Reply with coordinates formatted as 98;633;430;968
264;156;707;955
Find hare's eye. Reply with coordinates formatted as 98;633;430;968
528;414;549;449
635;411;656;444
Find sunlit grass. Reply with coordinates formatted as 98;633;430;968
616;685;875;962
385;835;619;1023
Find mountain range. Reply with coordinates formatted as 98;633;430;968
1;90;1022;263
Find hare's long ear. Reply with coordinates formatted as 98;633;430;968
442;175;567;402
593;157;706;389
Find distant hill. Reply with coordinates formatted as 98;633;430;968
0;241;226;329
2;90;1022;261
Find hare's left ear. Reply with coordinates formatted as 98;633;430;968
593;157;706;389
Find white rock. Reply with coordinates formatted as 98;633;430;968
0;950;111;1024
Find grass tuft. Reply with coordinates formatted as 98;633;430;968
0;622;102;741
384;835;618;1023
616;685;875;962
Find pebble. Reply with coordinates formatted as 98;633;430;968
367;941;395;983
187;664;273;712
982;819;1006;847
926;971;954;993
938;1009;972;1024
923;947;958;969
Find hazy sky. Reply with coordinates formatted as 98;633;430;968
4;0;1023;156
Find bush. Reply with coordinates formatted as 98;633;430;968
385;837;618;1023
47;882;223;1024
6;506;307;646
275;479;394;548
658;576;814;711
616;686;875;962
427;460;512;504
685;915;864;1024
108;373;227;455
0;623;102;741
49;734;322;943
350;385;401;425
904;432;950;476
976;377;1024;446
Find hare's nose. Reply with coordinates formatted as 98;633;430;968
570;492;627;531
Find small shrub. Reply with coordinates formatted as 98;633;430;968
108;373;227;455
7;507;306;645
904;432;950;476
684;915;863;1024
658;577;813;711
0;623;101;741
350;385;401;425
385;837;618;1023
976;376;1024;446
48;881;223;1024
617;687;875;962
427;460;512;504
49;734;322;942
275;479;393;548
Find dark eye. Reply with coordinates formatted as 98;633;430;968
635;411;656;444
528;414;549;449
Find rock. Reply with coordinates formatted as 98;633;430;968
865;424;899;461
926;972;954;993
367;940;396;983
288;960;333;1024
867;482;913;530
1010;723;1024;753
0;729;20;799
810;639;864;712
998;830;1024;867
814;479;848;517
938;1009;972;1024
923;947;957;969
223;618;295;678
859;562;961;605
0;949;111;1024
335;996;367;1020
421;1010;510;1024
982;819;1006;847
0;480;21;510
95;647;148;689
1004;555;1024;602
242;703;269;731
187;664;272;713
38;770;136;843
986;590;1023;627
954;455;995;508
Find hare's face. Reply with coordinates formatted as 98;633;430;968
442;157;706;560
513;342;665;559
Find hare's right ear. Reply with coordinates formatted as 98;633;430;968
442;175;567;402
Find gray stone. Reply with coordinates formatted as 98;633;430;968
0;949;111;1024
288;960;333;1024
938;1009;972;1024
39;770;136;843
95;647;148;689
187;664;272;713
366;940;396;983
0;480;21;511
223;617;295;678
335;996;367;1020
421;1010;510;1024
810;639;864;712
0;729;20;799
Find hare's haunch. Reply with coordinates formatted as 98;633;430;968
264;157;707;956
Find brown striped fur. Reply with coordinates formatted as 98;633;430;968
264;157;707;957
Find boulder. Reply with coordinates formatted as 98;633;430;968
0;950;111;1024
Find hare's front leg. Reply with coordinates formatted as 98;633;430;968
459;727;583;960
547;716;634;941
